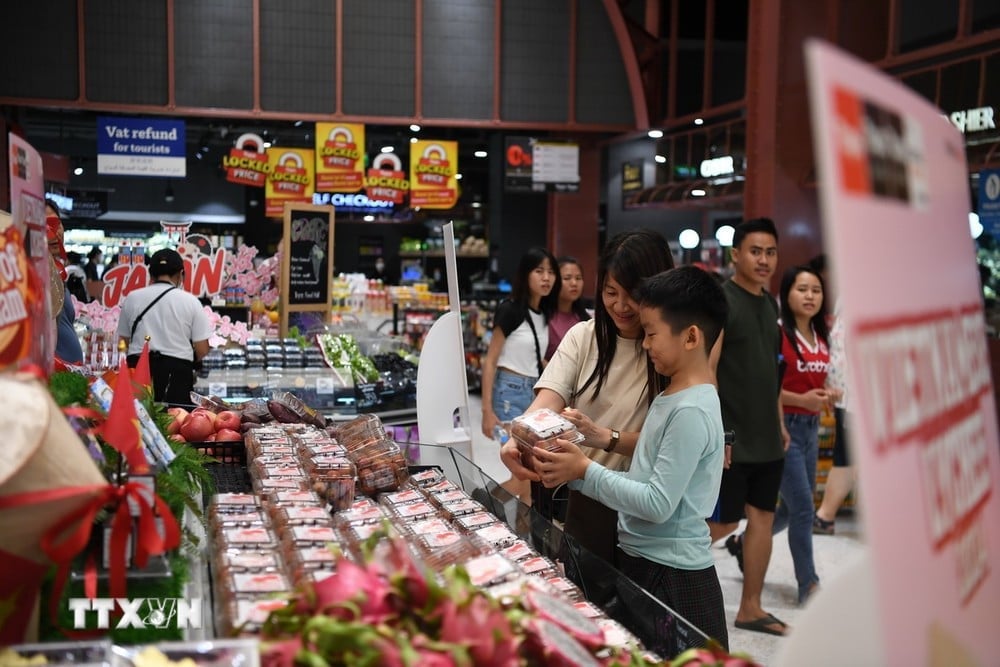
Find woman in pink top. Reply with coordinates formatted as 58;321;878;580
545;256;591;361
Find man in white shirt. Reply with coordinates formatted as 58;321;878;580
118;249;212;404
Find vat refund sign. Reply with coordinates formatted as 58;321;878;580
97;116;186;177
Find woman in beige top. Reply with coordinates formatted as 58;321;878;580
501;229;673;567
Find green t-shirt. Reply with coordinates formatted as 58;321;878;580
717;280;783;463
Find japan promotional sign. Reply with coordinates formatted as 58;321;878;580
806;40;1000;665
265;148;315;218
410;140;458;209
315;122;365;192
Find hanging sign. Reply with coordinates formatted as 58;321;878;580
410;140;458;209
223;133;270;187
315;123;365;192
265;148;315;218
504;136;534;192
364;153;409;205
96;116;186;177
805;40;1000;666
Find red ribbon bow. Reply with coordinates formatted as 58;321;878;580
0;481;180;633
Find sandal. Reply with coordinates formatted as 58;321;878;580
813;513;835;535
725;533;744;573
734;613;788;636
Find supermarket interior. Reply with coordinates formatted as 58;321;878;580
1;1;1000;666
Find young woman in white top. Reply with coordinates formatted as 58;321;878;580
481;247;559;439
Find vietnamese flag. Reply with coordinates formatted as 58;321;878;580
132;338;152;390
101;358;149;472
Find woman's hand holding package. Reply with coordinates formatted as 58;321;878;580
532;437;591;488
560;407;609;449
500;438;541;482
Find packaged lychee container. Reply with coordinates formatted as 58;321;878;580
461;553;520;588
221;570;291;602
439;498;487;521
270;490;324;506
471;521;519;549
408;467;444;488
454;511;500;533
281;524;341;548
285;545;339;584
304;457;356;510
209;493;261;517
419;532;491;569
214;549;284;577
517;555;560;580
219;597;289;636
378;488;426;508
510;408;585;471
252;476;310;498
218;525;279;551
211;509;270;532
272;504;335;530
386;499;438;522
427;488;470;507
332;501;387;529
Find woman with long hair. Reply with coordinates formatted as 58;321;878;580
545;256;590;361
774;264;834;604
481;247;559;440
500;229;673;568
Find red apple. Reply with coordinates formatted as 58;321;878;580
169;433;186;443
180;411;215;442
191;408;218;426
215;428;242;442
215;410;241;432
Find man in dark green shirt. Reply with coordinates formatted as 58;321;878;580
708;218;791;636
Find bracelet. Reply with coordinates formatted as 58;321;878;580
604;429;621;453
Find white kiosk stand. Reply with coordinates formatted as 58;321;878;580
415;222;473;465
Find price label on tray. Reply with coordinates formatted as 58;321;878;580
316;376;335;394
356;382;379;408
209;381;228;397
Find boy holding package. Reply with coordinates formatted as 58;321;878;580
532;266;729;649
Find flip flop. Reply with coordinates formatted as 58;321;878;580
734;613;788;636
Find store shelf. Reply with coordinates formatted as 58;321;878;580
399;250;490;258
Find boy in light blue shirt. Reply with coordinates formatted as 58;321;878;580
532;265;728;650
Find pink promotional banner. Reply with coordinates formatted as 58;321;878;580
805;40;1000;664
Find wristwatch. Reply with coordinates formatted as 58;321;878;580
605;429;621;453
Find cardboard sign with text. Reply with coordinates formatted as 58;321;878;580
806;40;1000;665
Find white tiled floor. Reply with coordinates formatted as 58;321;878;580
463;393;865;666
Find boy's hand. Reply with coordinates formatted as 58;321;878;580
532;438;589;488
500;439;541;482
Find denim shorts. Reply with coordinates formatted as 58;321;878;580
491;368;537;423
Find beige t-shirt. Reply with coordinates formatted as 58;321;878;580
534;319;651;472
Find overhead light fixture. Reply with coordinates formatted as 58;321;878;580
691;189;707;197
654;155;667;164
694;118;704;126
380;146;394;153
715;225;735;246
647;129;664;138
294;120;303;127
262;141;272;148
455;173;463;180
73;166;84;176
474;150;488;158
410;124;421;132
679;229;700;249
471;202;482;208
410;137;418;144
164;182;175;203
363;214;375;222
